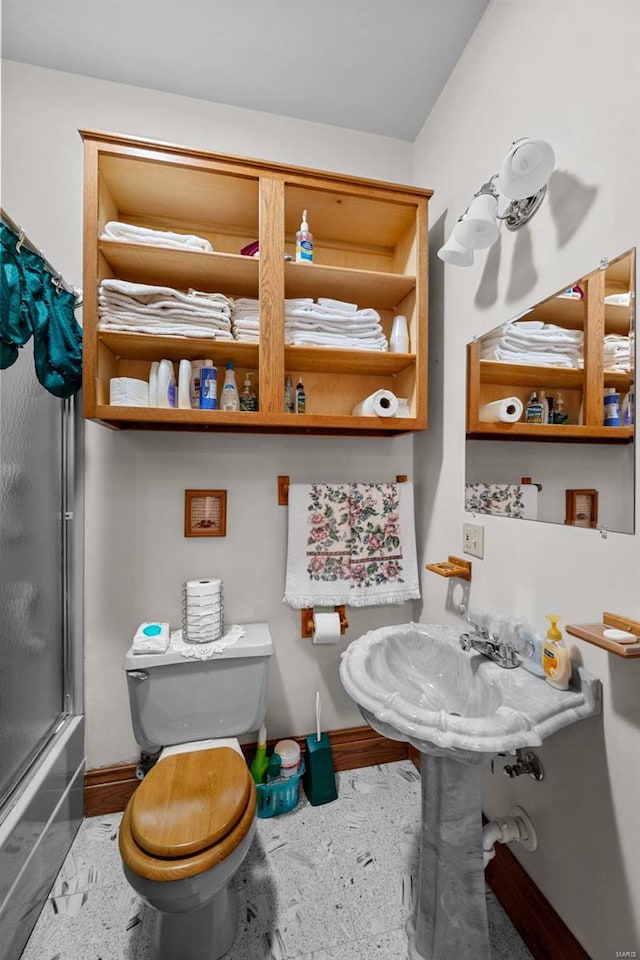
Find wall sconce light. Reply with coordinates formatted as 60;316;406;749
438;138;555;267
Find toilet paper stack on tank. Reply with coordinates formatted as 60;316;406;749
182;578;224;644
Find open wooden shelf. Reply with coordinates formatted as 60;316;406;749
566;622;640;658
83;130;431;435
284;260;416;310
99;241;260;298
467;422;633;443
92;404;419;435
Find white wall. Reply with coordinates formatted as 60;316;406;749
413;1;640;957
1;60;416;767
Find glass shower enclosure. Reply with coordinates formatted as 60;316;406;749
0;340;84;960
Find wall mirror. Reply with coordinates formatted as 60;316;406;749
465;249;635;534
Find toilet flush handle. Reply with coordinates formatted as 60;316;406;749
129;670;149;681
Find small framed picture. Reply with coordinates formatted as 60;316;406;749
185;489;227;537
565;489;598;528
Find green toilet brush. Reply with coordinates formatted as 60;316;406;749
304;691;338;806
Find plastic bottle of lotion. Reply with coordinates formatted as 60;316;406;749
199;360;217;410
148;361;160;407
541;615;571;690
221;361;239;411
178;359;192;409
295;209;313;263
157;359;176;408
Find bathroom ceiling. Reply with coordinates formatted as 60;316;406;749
1;0;488;141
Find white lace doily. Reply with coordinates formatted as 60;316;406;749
170;624;245;660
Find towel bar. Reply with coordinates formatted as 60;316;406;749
278;474;407;506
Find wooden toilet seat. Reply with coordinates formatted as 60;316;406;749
119;747;256;882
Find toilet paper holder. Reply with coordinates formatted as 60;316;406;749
301;606;349;638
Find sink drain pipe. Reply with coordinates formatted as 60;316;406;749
483;806;537;867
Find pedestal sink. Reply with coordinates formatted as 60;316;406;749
339;622;601;960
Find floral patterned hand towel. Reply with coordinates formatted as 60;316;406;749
465;482;538;520
283;482;420;608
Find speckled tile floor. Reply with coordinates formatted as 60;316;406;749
21;761;533;960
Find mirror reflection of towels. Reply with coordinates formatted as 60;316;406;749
465;482;538;520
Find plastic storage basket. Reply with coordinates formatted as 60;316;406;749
256;761;305;818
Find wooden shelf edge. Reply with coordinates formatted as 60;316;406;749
566;622;640;658
91;406;425;435
467;424;634;444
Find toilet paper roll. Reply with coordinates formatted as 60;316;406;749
478;397;523;423
110;377;149;407
312;612;342;645
352;389;399;418
185;578;222;597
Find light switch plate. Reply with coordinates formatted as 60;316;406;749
463;522;484;559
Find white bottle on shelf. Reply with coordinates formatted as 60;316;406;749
148;361;160;407
178;359;192;409
390;315;409;353
157;359;176;408
221;362;239;411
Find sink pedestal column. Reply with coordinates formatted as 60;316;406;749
407;754;490;960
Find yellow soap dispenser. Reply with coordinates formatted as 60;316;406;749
542;615;571;690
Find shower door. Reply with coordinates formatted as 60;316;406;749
0;340;70;810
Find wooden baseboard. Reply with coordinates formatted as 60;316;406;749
486;842;592;960
84;724;409;818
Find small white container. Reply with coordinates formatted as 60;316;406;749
390;315;409;353
274;739;300;778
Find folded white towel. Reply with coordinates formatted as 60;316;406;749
285;331;388;351
480;345;579;367
604;292;631;306
317;297;358;314
102;221;213;253
98;319;234;339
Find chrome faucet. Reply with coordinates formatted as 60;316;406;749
459;627;519;669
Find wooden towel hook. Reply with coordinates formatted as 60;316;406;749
301;605;349;638
279;474;407;506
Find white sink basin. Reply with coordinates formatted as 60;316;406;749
340;622;601;762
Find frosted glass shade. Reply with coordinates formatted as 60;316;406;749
437;235;474;266
453;193;499;250
498;138;555;200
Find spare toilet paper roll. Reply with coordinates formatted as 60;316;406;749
352;389;399;418
110;377;149;407
312;612;342;645
186;578;222;597
478;397;523;423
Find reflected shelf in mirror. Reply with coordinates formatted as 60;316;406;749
465;248;635;535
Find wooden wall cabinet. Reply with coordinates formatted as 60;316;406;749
466;251;635;443
81;130;432;435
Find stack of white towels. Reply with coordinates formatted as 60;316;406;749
285;297;388;351
603;334;632;372
231;297;260;343
480;320;583;368
98;279;233;339
101;220;213;253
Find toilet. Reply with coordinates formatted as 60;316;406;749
119;622;273;960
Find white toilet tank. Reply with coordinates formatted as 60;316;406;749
124;622;273;753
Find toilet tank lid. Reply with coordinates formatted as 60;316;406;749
124;621;273;671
